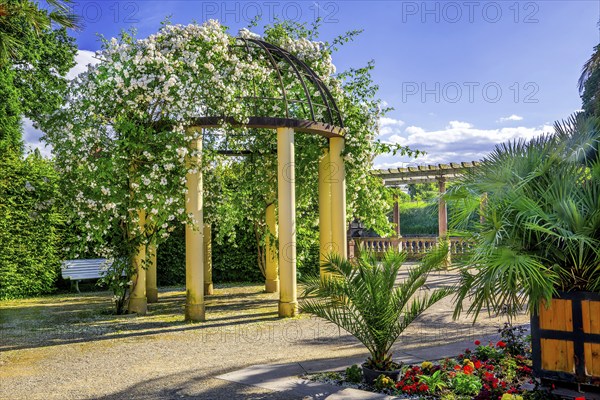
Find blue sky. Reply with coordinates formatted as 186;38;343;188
27;1;600;166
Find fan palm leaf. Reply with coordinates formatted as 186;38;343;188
301;246;452;370
449;114;600;319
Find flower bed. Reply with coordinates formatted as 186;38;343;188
307;324;586;400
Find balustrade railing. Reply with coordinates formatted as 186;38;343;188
349;236;471;258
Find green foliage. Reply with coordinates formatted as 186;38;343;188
0;151;64;299
213;223;263;283
0;0;78;65
450;373;482;396
97;258;132;314
345;364;363;383
399;201;438;236
407;183;437;201
579;44;600;117
156;222;263;285
449;114;600;319
0;65;22;153
474;343;503;363
156;223;186;286
301;246;452;370
0;0;76;153
374;374;396;390
417;370;447;393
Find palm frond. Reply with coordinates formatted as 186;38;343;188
300;247;451;367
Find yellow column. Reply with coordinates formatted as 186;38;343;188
438;177;447;238
265;203;279;292
329;137;347;258
438;177;451;266
203;224;213;295
128;210;147;314
277;127;297;317
185;133;205;322
146;241;158;303
318;147;332;278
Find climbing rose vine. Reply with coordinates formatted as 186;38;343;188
43;20;418;305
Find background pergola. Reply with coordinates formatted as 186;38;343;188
373;161;480;238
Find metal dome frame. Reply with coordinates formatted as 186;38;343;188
191;38;345;138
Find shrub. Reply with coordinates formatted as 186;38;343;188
156;219;321;285
0;152;64;299
345;365;362;383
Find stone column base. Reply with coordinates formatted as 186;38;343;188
278;301;298;317
146;288;158;303
265;279;279;293
128;296;147;315
204;283;214;296
185;303;205;322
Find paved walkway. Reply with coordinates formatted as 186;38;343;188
217;338;492;399
0;272;528;399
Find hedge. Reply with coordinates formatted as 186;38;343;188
0;152;64;299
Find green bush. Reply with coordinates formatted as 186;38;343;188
399;201;438;235
156;224;187;286
0;151;64;299
156;218;321;285
157;221;263;285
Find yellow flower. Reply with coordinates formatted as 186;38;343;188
501;394;523;400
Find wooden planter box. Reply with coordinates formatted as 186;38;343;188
531;291;600;389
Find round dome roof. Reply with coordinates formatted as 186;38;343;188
232;37;344;129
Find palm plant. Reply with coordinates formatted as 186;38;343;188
300;247;452;371
0;0;79;64
448;113;600;319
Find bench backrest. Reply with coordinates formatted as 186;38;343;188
61;259;113;280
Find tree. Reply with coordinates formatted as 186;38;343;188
579;44;600;117
448;114;600;319
0;0;78;65
0;0;77;153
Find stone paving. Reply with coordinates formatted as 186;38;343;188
0;269;529;399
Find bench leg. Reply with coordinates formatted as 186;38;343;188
73;280;80;293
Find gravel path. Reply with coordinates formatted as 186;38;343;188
0;271;529;399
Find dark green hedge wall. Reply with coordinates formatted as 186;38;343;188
0;152;64;299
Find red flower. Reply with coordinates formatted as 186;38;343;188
474;340;481;346
463;365;474;375
574;397;585;400
418;384;429;392
496;341;506;348
474;360;482;369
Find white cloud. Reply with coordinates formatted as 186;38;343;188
497;114;524;122
374;120;554;169
66;50;99;80
378;116;405;136
22;118;52;158
448;120;472;129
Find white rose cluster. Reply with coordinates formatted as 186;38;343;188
43;20;347;259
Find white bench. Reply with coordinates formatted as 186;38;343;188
61;258;113;292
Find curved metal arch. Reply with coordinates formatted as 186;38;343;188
235;37;291;119
246;38;317;122
225;37;343;129
264;41;337;126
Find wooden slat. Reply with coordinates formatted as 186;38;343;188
582;300;600;377
539;299;573;331
584;343;600;377
541;338;575;373
582;300;600;334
